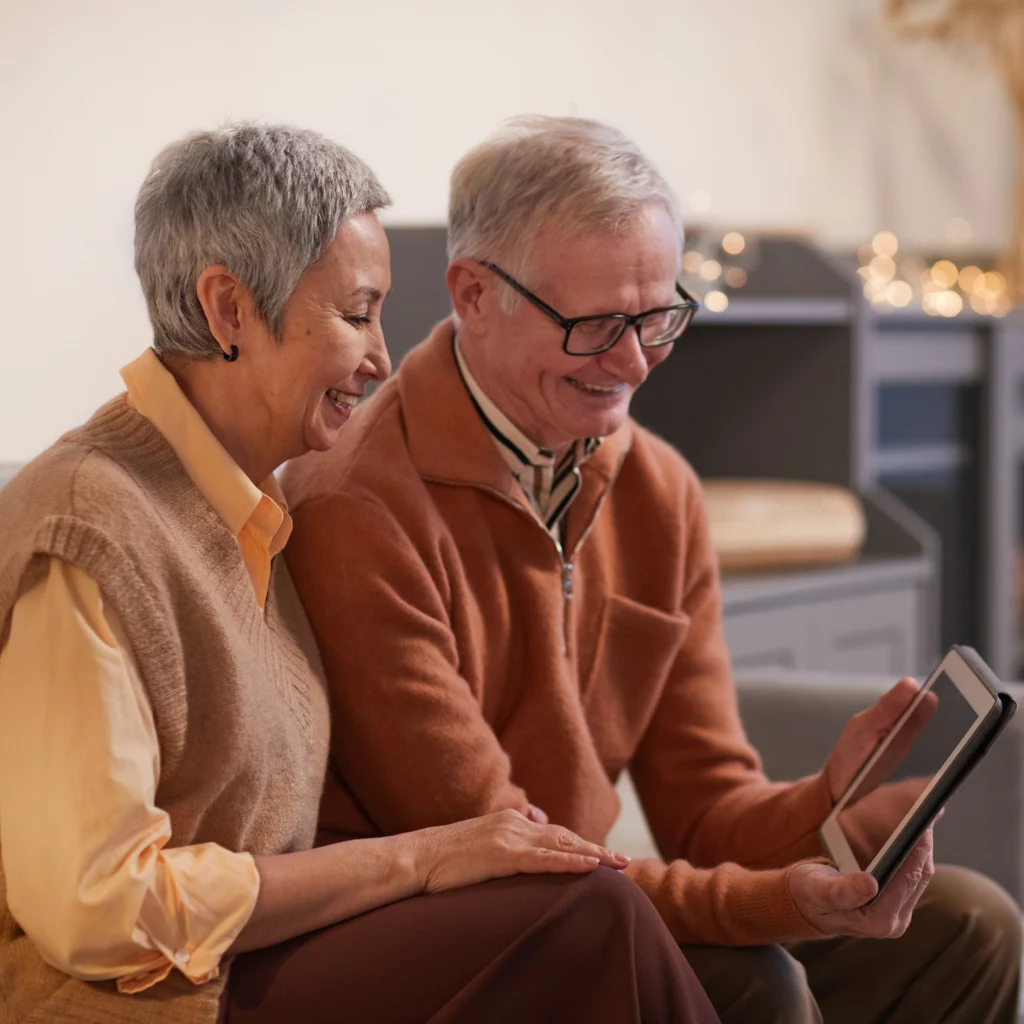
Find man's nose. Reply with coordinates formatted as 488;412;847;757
597;324;647;384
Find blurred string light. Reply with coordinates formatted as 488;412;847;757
722;232;746;256
856;225;1011;318
699;259;723;282
704;290;729;313
678;190;759;315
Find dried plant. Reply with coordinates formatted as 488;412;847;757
887;0;1024;298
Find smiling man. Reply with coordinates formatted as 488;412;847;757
281;116;1020;1024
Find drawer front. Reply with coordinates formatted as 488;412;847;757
807;589;920;677
723;604;810;672
724;586;922;676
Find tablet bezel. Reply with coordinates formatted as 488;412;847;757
819;648;998;876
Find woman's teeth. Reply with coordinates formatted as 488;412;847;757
326;388;359;409
566;377;622;394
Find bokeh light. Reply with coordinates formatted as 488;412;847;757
870;255;896;280
930;260;959;288
722;232;746;256
886;281;913;307
682;250;703;274
704;290;729;313
699;259;723;282
872;231;899;258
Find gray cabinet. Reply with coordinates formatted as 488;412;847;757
721;494;934;677
725;573;924;677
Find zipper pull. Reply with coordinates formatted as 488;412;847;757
561;562;574;657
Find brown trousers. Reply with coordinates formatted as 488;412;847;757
223;867;719;1024
682;866;1022;1024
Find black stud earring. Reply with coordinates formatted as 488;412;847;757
223;345;239;362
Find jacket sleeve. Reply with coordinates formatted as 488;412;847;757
0;559;259;992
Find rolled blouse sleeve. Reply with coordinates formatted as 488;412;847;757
0;558;260;993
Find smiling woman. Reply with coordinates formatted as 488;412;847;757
0;122;717;1024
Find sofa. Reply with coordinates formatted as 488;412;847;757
609;669;1024;910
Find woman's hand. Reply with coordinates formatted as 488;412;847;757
410;808;631;894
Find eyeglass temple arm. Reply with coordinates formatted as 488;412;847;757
480;262;574;328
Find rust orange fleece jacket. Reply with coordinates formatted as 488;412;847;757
281;319;833;946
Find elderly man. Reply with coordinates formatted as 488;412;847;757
282;116;1021;1023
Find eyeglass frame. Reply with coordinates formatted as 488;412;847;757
477;260;700;356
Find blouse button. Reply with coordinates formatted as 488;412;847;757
173;949;191;965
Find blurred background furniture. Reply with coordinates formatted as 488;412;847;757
608;669;1024;910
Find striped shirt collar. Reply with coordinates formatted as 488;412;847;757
453;335;600;537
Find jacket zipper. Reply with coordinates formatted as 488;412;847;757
429;455;627;656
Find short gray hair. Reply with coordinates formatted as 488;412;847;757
447;115;682;308
135;122;391;359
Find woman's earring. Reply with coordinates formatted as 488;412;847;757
223;345;239;362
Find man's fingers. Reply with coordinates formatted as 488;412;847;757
825;870;878;912
869;677;919;727
866;827;935;922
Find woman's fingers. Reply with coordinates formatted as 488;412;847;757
514;847;603;875
535;824;630;868
510;818;629;870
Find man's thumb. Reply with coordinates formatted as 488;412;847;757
830;871;878;911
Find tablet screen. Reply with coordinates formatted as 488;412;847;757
837;671;978;870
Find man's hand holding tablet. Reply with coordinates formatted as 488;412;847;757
787;647;1015;938
788;676;937;937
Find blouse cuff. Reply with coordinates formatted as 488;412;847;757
118;847;260;994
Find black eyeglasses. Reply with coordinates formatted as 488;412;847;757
479;261;699;356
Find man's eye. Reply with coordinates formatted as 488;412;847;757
346;315;372;326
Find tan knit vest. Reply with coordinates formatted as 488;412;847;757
0;396;331;1024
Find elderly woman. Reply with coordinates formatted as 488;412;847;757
0;124;718;1024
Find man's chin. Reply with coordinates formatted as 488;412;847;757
559;410;629;442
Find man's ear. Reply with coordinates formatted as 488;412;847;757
446;259;491;334
195;265;251;358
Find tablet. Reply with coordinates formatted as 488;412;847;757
819;645;1013;892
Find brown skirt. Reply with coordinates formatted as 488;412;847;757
223;867;718;1024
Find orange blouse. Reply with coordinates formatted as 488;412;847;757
0;350;290;992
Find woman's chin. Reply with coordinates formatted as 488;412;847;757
304;423;343;454
305;396;353;451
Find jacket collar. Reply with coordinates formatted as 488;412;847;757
398;318;633;506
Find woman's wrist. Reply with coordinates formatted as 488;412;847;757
377;832;429;901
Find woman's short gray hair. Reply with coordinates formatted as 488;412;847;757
447;115;682;308
135;123;391;359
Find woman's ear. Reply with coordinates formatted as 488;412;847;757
195;265;248;358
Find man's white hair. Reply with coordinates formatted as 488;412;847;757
135;122;391;359
447;115;683;310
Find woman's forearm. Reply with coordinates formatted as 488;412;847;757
228;834;421;954
228;810;630;956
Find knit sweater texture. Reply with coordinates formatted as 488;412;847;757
0;396;330;1024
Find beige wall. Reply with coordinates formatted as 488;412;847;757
0;0;1013;462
